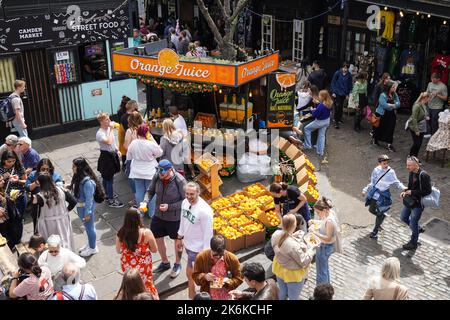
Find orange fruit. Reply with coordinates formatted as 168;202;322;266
158;48;179;69
276;73;296;89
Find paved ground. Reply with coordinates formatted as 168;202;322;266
24;99;450;300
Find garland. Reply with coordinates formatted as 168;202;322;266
129;74;220;94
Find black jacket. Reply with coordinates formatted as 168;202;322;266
308;69;327;90
408;169;432;206
238;279;279;300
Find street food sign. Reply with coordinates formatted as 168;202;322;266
266;72;296;128
112;49;279;87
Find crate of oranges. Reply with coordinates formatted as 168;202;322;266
239;198;261;215
218;206;243;220
218;226;245;252
195;153;220;175
255;192;275;211
307;170;318;186
227;192;250;205
228;214;252;228
305;184;319;203
243;182;268;198
246;207;263;221
242;222;266;248
258;209;281;227
211;197;232;211
213;216;229;232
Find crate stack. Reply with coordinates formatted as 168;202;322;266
210;183;281;253
273;137;320;205
194;153;222;201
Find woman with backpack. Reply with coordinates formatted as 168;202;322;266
271;214;317;300
70;157;104;257
362;154;406;239
34;174;77;251
308;197;340;285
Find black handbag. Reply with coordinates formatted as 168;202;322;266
402;195;416;208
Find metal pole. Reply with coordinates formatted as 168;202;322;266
340;0;349;62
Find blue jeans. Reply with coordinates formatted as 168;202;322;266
134;179;151;205
400;206;423;245
125;160;136;194
102;178;114;200
316;243;334;284
12;122;28;137
147;195;156;218
303;118;330;156
76;205;97;249
276;277;305;300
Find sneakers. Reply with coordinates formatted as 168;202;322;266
154;262;171;273
419;227;425;234
402;242;418;250
80;246;99;257
424;134;431;139
170;263;182;278
79;244;89;253
108;199;124;208
105;193;119;201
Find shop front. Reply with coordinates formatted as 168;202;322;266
0;0;138;139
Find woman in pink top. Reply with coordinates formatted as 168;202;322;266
9;252;54;300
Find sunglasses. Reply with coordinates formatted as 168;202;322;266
48;250;59;254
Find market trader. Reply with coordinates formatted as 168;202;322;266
269;182;311;223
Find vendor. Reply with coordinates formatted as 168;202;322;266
169;106;188;137
269;182;311;223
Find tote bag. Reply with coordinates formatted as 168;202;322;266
419;172;440;209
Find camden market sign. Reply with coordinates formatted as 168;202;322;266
0;2;130;53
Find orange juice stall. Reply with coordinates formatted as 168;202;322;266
112;45;284;132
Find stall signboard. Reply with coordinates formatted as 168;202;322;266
0;2;129;53
266;72;296;129
112;49;279;87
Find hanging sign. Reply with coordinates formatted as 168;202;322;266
56;51;70;61
266;72;296;128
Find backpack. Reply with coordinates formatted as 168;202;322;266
54;285;85;300
0;95;16;122
81;177;105;203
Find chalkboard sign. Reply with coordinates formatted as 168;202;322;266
266;72;296;128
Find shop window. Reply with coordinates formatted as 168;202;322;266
110;40;129;79
0;57;17;93
346;31;367;63
327;27;339;58
79;42;109;82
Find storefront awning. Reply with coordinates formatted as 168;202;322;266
112;48;280;88
356;0;450;19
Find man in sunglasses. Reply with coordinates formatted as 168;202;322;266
0;134;19;156
400;156;432;250
176;181;213;299
149;159;187;278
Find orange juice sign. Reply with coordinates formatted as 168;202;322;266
113;49;279;87
267;72;296;128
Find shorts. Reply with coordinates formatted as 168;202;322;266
185;248;199;269
150;216;180;240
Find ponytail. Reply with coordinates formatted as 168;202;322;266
31;265;42;278
18;252;42;278
278;214;296;247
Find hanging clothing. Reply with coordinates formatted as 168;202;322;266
400;49;419;70
426;112;450;152
408;17;417;43
375;44;388;76
377;11;395;42
387;47;400;78
431;54;450;85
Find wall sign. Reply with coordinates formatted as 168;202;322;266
91;88;103;96
0;2;130;53
56;51;70;61
266;72;296;129
328;15;341;25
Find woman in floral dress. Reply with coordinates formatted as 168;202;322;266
116;208;159;299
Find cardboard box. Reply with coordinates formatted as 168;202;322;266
219;234;246;253
299;181;308;194
285;144;302;160
294;154;307;171
273;136;290;153
296;167;309;186
245;230;266;248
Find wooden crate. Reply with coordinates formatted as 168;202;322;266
258;209;281;228
243;182;269;198
245;230;266;248
195;153;220;176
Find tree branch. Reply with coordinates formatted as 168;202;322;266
229;0;251;24
215;0;228;20
224;0;231;18
196;0;223;44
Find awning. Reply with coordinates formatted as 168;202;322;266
356;0;450;19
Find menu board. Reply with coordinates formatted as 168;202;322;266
266;72;296;128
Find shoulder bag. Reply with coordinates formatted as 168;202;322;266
419;171;440;209
367;169;391;215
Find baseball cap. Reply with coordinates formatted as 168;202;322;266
158;159;173;174
378;154;390;162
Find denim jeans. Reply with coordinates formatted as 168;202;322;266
102;178;114;200
12;121;28;137
400;206;423;245
76;205;97;249
303;118;330;156
134;178;151;205
316;243;334;284
276;277;305;300
147;195;156;218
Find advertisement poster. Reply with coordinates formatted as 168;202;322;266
266;72;296;128
0;2;129;52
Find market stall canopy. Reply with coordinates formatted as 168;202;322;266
112;48;280;88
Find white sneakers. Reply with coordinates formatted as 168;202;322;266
79;246;99;257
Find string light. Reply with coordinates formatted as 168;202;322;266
416;12;420;15
444;20;447;25
400;11;404;18
249;92;253;98
428;14;431;18
384;6;387;10
219;89;222;94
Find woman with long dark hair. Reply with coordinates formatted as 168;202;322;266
114;268;148;300
8;252;54;300
117;96;131;168
116;208;159;299
269;182;310;223
70;157;104;257
25;158;63;234
34;174;77;251
373;81;400;151
0;150;27;247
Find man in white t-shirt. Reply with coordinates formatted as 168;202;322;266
169;106;188;137
9;80;28;137
176;181;213;299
